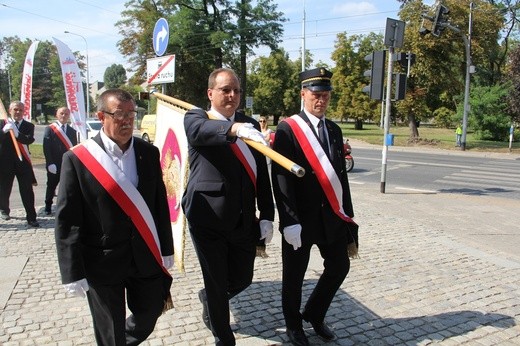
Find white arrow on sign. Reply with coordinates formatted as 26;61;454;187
155;26;168;53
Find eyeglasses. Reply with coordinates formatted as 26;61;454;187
102;110;137;120
214;87;242;95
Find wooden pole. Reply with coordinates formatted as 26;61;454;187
0;98;23;161
151;91;305;177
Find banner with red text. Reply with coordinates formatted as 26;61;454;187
20;41;39;121
53;37;87;140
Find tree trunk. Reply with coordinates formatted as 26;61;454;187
408;113;419;138
355;119;363;130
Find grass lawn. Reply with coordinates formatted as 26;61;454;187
338;123;519;154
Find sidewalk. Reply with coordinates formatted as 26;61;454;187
1;162;520;345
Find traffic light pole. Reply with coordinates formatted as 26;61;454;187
441;12;473;150
380;45;394;193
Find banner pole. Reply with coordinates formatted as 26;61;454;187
0;99;23;161
151;91;305;177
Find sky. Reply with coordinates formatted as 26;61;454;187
0;0;434;83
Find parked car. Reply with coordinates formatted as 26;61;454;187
85;119;102;139
140;114;156;143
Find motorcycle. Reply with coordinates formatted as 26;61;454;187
343;138;354;172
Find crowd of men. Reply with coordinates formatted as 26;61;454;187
1;66;358;346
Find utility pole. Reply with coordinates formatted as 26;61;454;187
460;2;474;151
380;18;405;193
420;2;474;151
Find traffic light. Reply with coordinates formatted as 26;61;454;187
394;73;407;101
419;4;450;37
432;4;450;37
394;52;416;69
362;50;386;101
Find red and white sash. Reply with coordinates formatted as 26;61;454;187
71;140;171;276
50;123;73;149
17;142;32;164
286;115;356;225
230;139;257;190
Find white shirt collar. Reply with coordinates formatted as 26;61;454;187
303;109;325;128
99;128;134;157
99;128;138;187
210;107;235;122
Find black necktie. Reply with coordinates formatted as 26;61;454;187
61;124;66;132
15;121;20;128
318;120;329;156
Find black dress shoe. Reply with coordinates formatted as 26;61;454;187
198;289;211;330
44;208;52;215
310;321;336;341
27;220;40;228
287;328;309;346
1;212;10;221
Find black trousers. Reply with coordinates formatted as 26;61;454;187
190;222;256;346
282;236;350;329
0;164;36;221
45;171;60;208
86;272;165;346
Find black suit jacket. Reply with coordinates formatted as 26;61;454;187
271;112;356;245
55;135;174;285
181;109;274;231
43;123;78;172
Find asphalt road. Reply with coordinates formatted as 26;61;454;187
349;145;520;201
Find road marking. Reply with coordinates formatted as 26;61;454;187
394;186;437;193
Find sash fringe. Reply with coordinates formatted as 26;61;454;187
162;292;174;313
348;242;360;259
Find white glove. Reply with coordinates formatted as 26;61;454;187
3;122;18;137
48;164;57;174
236;123;268;145
63;278;89;298
283;224;302;250
259;219;274;243
162;255;174;270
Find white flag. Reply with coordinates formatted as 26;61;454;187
53;37;87;140
21;41;39;121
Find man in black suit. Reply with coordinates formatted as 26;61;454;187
182;68;275;346
0;101;39;227
271;68;358;346
43;106;77;215
55;89;174;345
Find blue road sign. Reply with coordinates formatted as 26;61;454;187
153;18;169;56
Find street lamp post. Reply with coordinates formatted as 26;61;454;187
64;31;90;118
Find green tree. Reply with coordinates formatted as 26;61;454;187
463;84;511;140
398;0;504;138
330;32;384;128
247;49;299;122
228;0;286;107
104;64;127;89
116;0;285;107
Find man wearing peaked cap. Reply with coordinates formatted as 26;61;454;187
299;67;333;91
271;67;358;346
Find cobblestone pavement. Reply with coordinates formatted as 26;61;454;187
1;161;520;345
